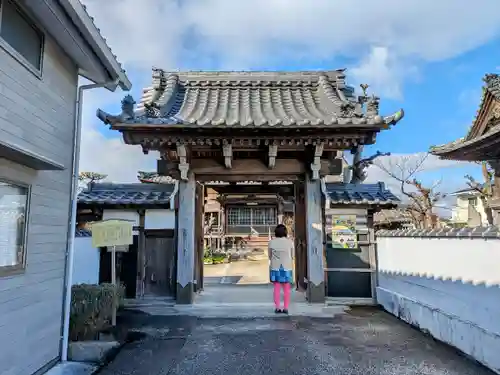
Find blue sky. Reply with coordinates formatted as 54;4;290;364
79;0;500;206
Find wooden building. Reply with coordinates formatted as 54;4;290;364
430;73;500;222
96;69;404;304
139;171;297;257
77;182;177;299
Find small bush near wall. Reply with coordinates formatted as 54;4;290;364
70;283;125;341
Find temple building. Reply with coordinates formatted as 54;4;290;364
430;73;500;222
96;69;404;304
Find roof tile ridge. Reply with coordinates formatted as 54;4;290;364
136;68;166;114
317;74;345;108
155;73;179;116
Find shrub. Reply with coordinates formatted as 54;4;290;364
70;283;125;341
211;251;227;264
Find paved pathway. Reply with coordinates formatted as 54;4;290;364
204;259;269;285
102;308;495;375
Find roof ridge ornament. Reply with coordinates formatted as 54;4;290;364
383;109;404;128
350;147;391;184
96;94;136;126
366;95;380;117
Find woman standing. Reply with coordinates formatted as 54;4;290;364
268;224;294;314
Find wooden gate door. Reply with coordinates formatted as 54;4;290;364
194;182;205;291
324;207;376;303
144;231;176;296
99;236;139;298
120;236;138;298
294;181;308;291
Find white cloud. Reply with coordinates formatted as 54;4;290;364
82;0;500;71
79;123;158;183
350;47;418;100
79;86;158;182
78;0;500;180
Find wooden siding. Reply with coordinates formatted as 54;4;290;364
0;29;78;375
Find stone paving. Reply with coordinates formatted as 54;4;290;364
101;307;495;375
125;285;342;318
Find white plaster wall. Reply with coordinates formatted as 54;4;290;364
376;235;500;373
145;209;175;230
102;210;140;234
72;238;99;285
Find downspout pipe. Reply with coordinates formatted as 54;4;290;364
60;79;120;362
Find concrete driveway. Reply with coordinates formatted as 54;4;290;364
100;308;495;375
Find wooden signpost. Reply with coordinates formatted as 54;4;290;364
91;219;134;326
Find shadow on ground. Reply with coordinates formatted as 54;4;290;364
100;307;496;375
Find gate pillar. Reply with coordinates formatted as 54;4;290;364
176;171;196;304
305;176;325;303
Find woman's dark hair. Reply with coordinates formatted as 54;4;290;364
274;224;288;238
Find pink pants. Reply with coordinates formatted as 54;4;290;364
273;282;291;310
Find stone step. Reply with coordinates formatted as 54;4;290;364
126;303;348;318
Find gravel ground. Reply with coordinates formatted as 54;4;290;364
99;308;495;375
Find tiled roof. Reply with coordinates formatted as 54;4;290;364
374;208;412;224
377;225;500;238
78;183;175;206
449;184;484;196
325;182;400;206
97;69;404;129
75;228;92;237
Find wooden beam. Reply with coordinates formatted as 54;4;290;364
158;157;342;180
268;144;278;169
191;158;307;175
222;141;232;168
294;181;307;291
196;174;301;182
310;143;324;180
176;143;190;180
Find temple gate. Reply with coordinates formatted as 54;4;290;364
97;69;404;304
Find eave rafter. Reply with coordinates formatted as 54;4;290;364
130;134;373;154
222;141;232;168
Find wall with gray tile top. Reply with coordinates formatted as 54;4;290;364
376;225;500;238
376;231;500;372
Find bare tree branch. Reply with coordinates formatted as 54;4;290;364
373;153;445;229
